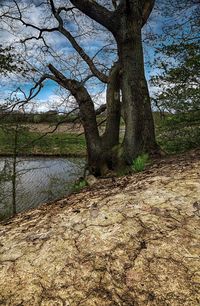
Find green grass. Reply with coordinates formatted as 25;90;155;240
132;153;150;172
0;110;199;157
72;178;88;193
0;128;86;156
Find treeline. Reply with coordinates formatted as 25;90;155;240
155;110;200;153
0;111;78;124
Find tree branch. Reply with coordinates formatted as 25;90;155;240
3;74;57;113
58;27;109;83
5;0;109;83
70;0;117;33
48;63;77;93
142;0;155;26
72;104;106;124
49;0;108;83
6;0;59;33
48;63;100;146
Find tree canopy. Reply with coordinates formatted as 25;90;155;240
0;46;18;75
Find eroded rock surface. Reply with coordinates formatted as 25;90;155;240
0;152;200;305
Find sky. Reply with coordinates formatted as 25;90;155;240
0;0;196;112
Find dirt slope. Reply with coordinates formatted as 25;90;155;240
0;151;200;306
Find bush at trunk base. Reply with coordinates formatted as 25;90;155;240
132;153;150;173
156;111;200;154
72;177;88;193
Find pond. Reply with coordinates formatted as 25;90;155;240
0;157;84;220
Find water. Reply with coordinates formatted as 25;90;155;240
0;157;84;219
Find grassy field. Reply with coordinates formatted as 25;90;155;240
0;111;199;156
0;127;86;156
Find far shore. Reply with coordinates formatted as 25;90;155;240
0;152;86;158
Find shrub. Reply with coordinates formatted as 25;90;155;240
156;111;200;154
72;177;88;192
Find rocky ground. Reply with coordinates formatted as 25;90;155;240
0;150;200;306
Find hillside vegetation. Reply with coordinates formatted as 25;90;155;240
0;111;199;156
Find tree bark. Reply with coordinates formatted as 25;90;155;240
48;64;103;175
102;62;121;147
11;125;18;216
101;61;121;170
116;2;158;164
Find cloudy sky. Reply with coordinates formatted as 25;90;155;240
0;0;195;112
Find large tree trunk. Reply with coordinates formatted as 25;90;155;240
101;62;121;171
142;79;158;152
85;61;121;176
48;64;103;176
83;62;121;175
77;88;102;176
116;3;158;164
49;63;121;176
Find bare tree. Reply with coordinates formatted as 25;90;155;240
1;0;159;176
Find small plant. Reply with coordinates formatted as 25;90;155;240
72;177;88;192
132;153;150;173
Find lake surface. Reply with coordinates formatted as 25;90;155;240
0;157;84;219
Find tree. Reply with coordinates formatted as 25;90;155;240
148;0;200;153
0;46;25;76
150;0;200;114
0;121;29;218
150;40;200;153
0;46;16;74
151;42;200;114
149;2;199;114
1;0;159;176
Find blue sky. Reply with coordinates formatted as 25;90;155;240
0;0;196;112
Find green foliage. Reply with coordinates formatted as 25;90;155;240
151;42;200;114
132;153;150;172
0;46;16;74
72;178;88;193
151;38;200;154
0;46;25;76
156;111;200;154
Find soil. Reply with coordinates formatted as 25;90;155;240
0;150;200;305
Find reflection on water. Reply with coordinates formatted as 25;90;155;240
0;157;84;219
